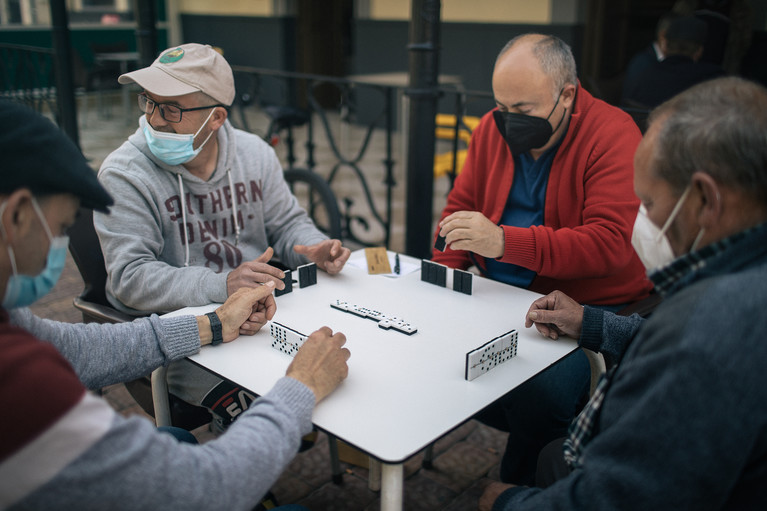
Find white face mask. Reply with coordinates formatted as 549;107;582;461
632;185;706;273
632;203;675;273
142;109;216;166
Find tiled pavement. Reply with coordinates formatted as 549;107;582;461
27;92;508;510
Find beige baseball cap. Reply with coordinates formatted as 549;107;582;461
119;43;235;106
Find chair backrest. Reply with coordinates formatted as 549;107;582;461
68;207;132;323
68;208;108;305
620;102;652;134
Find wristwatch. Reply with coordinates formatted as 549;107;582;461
205;311;223;346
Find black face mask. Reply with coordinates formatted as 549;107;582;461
493;89;566;155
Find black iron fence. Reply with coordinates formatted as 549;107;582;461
1;48;500;249
0;43;58;119
230;65;494;249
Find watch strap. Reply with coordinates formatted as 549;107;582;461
205;311;224;346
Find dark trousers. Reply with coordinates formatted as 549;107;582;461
475;349;590;485
536;437;572;487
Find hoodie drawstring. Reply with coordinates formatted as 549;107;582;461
176;173;190;267
226;169;241;246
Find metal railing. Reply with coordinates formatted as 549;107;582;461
0;43;58;119
231;65;494;249
0;50;500;249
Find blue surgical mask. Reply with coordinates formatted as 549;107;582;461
0;198;69;309
142;109;216;166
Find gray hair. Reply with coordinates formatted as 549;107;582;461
648;77;767;205
497;34;578;96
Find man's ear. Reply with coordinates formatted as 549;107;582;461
691;171;722;229
210;106;228;130
0;189;35;244
561;83;577;110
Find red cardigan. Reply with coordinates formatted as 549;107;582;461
433;87;652;306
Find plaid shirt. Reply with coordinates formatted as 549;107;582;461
563;226;753;469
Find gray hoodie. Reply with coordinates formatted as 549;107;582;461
95;117;327;315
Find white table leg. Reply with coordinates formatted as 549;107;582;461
151;366;171;427
380;462;404;511
368;457;381;491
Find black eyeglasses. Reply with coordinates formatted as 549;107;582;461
138;93;225;123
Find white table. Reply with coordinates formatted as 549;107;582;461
157;251;576;510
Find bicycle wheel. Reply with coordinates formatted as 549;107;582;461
283;168;343;240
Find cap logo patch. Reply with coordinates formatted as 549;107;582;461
159;48;185;64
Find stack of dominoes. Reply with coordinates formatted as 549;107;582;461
464;330;518;381
269;322;307;357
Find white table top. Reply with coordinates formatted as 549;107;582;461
165;251;576;463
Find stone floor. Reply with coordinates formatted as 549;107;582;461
27;92;507;510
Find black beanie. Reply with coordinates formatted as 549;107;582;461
0;100;113;212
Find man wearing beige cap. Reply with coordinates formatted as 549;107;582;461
94;43;350;428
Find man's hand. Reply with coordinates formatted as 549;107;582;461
525;290;584;340
198;283;277;345
438;211;504;259
286;326;350;402
293;239;350;275
226;247;286;295
479;481;516;511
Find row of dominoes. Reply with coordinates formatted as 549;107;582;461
464;330;518;381
330;300;418;335
421;259;473;295
275;262;318;297
269;321;308;357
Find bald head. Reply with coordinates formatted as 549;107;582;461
492;34;578;158
495;33;578;95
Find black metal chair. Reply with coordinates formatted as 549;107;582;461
620;100;653;134
68;208;211;430
68;207;133;324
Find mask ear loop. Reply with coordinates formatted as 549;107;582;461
546;87;568;136
192;108;217;149
29;197;54;244
691;228;706;252
0;200;19;278
655;185;692;242
690;187;722;252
